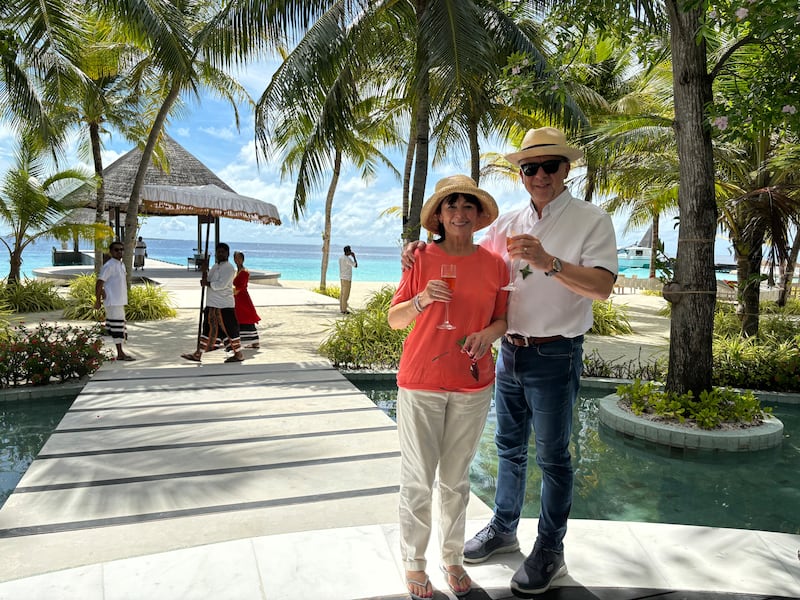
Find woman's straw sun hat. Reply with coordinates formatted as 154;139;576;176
420;175;499;234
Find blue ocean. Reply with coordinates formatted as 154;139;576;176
3;237;403;283
2;237;756;283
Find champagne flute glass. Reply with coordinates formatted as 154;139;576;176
501;230;519;291
437;264;457;330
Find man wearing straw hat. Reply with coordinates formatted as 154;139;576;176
403;126;618;595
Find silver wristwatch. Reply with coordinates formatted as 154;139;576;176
545;256;563;277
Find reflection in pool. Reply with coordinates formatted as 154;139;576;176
1;398;72;508
353;380;800;535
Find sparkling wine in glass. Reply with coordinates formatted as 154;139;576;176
437;264;456;330
501;231;519;291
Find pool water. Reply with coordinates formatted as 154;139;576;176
354;381;800;535
0;398;72;508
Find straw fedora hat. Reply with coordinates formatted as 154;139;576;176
504;127;584;165
420;175;499;234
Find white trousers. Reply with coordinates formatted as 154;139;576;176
339;278;352;312
397;386;492;571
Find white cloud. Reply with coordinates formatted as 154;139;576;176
199;126;237;141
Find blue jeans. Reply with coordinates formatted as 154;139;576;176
490;336;583;552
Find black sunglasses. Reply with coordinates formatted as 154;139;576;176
469;356;479;381
520;159;565;177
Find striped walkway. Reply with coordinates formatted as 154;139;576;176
0;362;411;582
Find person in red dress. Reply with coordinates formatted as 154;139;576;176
233;251;261;349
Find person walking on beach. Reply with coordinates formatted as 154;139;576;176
95;241;135;361
181;243;245;363
338;245;358;314
134;236;147;270
389;175;508;600
233;251;261;349
403;127;618;595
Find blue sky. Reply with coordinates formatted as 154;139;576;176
0;59;736;260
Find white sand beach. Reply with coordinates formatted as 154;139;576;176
95;279;670;371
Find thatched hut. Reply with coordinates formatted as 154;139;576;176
66;133;280;250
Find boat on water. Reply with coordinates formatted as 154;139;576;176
617;245;652;269
617;225;655;269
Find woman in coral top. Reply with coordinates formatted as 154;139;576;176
233;251;261;348
388;175;508;599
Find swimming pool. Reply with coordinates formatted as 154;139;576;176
0;398;72;508
353;380;800;535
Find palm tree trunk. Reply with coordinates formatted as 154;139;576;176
469;114;480;184
402;119;416;243
737;226;764;337
320;150;341;291
406;1;431;243
123;80;182;285
665;1;717;396
649;213;660;279
90;122;105;274
8;246;23;284
582;164;597;203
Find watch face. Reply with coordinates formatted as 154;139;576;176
554;257;562;272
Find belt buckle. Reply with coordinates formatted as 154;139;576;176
508;334;530;347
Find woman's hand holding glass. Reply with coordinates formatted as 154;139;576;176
437;264;457;329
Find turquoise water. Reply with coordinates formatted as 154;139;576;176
3;237;757;284
619;266;739;282
354;381;800;535
3;237;402;283
0;398;73;508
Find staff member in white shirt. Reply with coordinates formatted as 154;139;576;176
95;241;135;361
338;245;358;314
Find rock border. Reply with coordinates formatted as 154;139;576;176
598;393;784;452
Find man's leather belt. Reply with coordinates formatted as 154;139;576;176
504;334;565;347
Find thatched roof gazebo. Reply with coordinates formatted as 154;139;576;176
66;133;281;250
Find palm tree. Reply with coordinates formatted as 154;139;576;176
259;44;402;289
0;141;110;284
715;137;800;335
48;11;153;273
109;0;345;279
264;1;563;243
257;78;399;291
766;144;800;306
0;0;83;150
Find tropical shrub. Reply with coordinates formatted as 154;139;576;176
616;379;770;430
589;300;632;335
582;348;667;381
0;279;67;313
712;335;800;392
760;297;800;315
0;321;109;388
62;274;176;321
313;285;340;299
318;285;410;369
126;283;177;320
0;305;14;344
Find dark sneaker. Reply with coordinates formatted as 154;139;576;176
510;543;568;596
463;523;519;564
